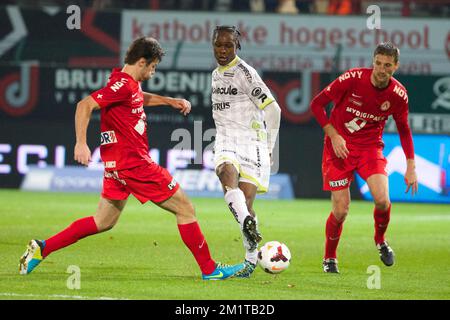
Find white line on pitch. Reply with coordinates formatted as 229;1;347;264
0;292;128;300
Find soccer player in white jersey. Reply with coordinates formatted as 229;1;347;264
211;26;282;277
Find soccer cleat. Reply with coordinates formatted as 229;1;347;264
202;262;245;280
377;241;395;266
323;258;339;273
234;260;257;278
19;240;45;275
242;215;262;251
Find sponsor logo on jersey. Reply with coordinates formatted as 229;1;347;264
251;87;262;97
380;100;391;111
109;78;128;92
132;106;144;114
237;63;253;83
100;130;118;145
168;178;177;190
338;70;363;82
212;102;230;110
238;154;261;167
105;170;126;184
212;86;238;95
104;161;116;169
329;178;349;188
393;85;409;103
250;86;268;104
345;107;386;121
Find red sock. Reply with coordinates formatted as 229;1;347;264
42;216;98;258
177;221;216;275
324;212;344;260
374;204;391;245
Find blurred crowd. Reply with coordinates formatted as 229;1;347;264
4;0;450;17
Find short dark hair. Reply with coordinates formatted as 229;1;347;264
373;42;400;63
124;37;165;65
212;25;241;50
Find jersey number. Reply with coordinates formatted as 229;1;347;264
134;113;146;135
345;117;367;133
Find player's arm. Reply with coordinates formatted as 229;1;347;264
238;67;279;155
393;102;418;195
74;95;100;166
264;101;281;157
310;90;349;159
143;92;191;116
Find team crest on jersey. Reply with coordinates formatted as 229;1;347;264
380;101;391;111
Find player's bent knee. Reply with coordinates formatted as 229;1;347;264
374;198;390;211
176;198;196;219
95;219;117;233
333;210;348;222
332;202;349;221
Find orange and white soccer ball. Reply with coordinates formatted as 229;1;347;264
257;241;291;274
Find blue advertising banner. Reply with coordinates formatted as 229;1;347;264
21;167;294;200
356;134;450;203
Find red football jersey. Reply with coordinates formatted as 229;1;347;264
91;68;152;171
322;68;410;150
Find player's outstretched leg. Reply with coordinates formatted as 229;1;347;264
202;262;246;280
377;241;395;266
18;211;109;275
19;239;46;275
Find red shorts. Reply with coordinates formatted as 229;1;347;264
101;162;179;203
322;142;387;191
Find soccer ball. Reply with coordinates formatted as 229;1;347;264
257;241;291;274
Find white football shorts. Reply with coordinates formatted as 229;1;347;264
213;134;270;193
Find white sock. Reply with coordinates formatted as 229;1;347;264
225;188;259;265
244;243;258;264
224;188;250;226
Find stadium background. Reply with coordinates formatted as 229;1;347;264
0;0;449;201
0;0;450;304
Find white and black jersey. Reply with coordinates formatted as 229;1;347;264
211;56;275;140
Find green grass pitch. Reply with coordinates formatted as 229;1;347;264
0;189;449;300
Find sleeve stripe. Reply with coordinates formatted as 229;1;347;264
258;98;275;110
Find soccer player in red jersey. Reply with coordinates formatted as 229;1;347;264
310;42;418;273
19;37;245;280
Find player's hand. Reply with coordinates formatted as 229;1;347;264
404;167;418;195
74;143;92;166
330;134;349;159
171;98;191;116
